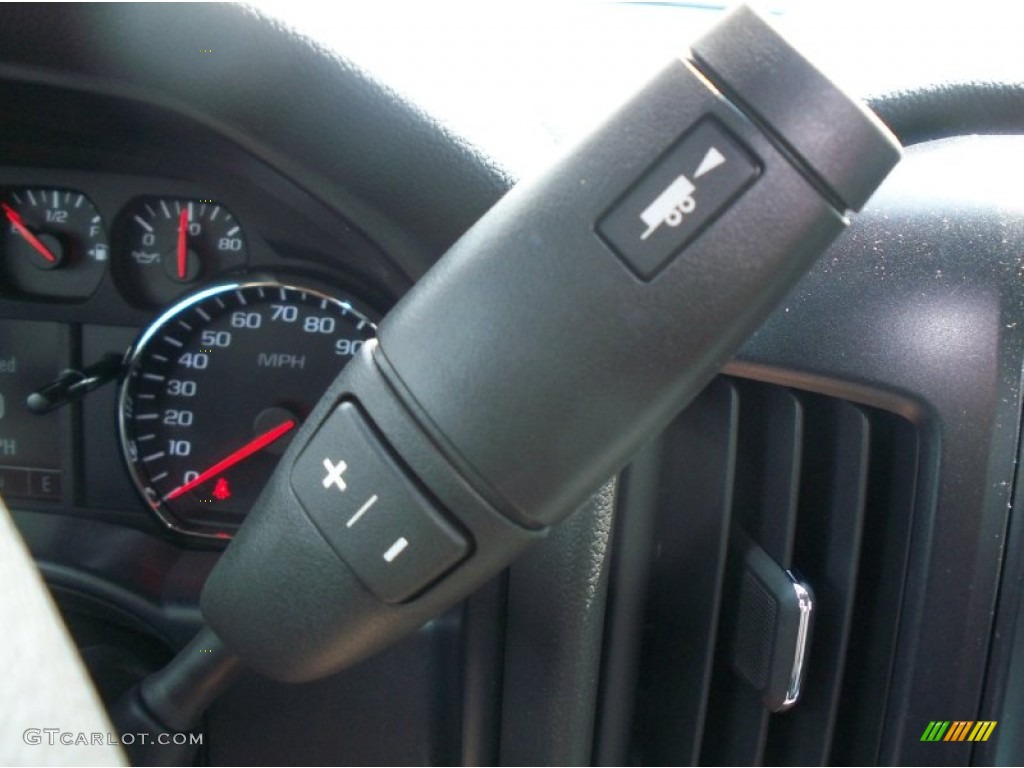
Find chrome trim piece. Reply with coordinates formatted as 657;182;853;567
781;569;814;711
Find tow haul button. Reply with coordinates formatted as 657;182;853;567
598;116;760;279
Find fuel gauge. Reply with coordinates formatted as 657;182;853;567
116;197;247;307
0;188;109;301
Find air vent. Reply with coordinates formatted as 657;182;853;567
595;376;920;766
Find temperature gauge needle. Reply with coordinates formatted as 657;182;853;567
165;419;296;501
2;203;57;263
177;207;189;279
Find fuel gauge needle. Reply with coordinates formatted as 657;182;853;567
3;203;57;263
177;207;189;279
164;419;296;501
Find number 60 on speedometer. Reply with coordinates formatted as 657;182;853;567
118;279;378;539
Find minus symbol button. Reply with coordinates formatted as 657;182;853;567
383;537;409;563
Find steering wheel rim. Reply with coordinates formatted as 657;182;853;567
0;494;125;765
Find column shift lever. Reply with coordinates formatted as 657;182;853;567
136;5;901;714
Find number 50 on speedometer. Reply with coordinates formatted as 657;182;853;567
119;280;378;539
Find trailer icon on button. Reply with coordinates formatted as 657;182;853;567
639;175;696;240
639;146;728;241
598;117;760;279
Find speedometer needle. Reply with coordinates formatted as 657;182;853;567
165;419;296;501
2;203;57;263
176;207;189;279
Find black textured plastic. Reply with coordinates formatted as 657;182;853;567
598;380;921;766
0;3;510;261
499;481;616;766
868;82;1024;147
203;5;899;682
733;570;777;690
373;7;900;530
0;9;1018;763
290;401;469;604
377;51;865;527
691;5;901;212
200;344;539;681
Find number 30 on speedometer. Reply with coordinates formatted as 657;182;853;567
118;280;378;539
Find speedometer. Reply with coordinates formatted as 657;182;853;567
118;279;377;539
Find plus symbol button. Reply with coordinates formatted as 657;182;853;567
322;458;348;492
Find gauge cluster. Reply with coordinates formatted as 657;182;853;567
1;187;249;308
120;281;376;539
0;166;400;544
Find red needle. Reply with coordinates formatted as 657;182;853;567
176;207;189;279
2;203;57;263
165;419;296;501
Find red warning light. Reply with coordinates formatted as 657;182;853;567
212;477;231;501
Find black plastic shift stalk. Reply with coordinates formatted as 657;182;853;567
198;5;901;683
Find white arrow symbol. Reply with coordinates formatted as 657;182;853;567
694;146;726;179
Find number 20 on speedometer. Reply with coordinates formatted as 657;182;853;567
118;280;378;539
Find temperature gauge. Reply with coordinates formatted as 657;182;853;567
116;197;247;307
0;188;109;300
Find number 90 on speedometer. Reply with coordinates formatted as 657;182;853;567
119;280;378;539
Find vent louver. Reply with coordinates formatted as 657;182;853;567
596;376;920;766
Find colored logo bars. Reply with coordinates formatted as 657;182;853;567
921;721;997;742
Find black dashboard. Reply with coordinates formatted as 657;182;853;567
2;4;1024;767
0;101;401;538
0;6;498;760
0;65;473;766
